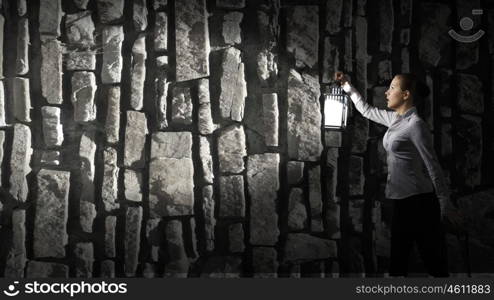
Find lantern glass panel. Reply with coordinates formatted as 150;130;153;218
324;86;348;130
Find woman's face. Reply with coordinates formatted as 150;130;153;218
385;77;407;110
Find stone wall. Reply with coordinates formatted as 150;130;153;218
0;0;492;278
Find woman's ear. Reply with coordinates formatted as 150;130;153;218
402;90;411;100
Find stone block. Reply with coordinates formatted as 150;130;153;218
219;175;245;217
218;47;246;121
66;11;95;47
263;93;279;147
175;0;210;81
130;35;147;110
171;85;193;124
287;69;322;161
248;154;280;245
71;72;96;123
217;124;246;174
287;6;319;68
41;106;63;147
41;39;63;104
101;26;124;84
10;124;32;202
125;206;142;276
34;169;70;258
124;111;148;168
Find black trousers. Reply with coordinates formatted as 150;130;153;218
389;192;449;277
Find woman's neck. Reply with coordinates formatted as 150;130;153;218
396;103;414;116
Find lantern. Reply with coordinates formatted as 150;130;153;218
324;84;349;130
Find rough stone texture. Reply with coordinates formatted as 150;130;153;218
216;0;244;8
377;60;392;83
418;4;451;67
124;111;148;168
351;114;369;153
41;150;60;166
66;11;95;47
102;147;119;211
355;17;368;100
456;115;482;188
200;256;242;278
41;39;63;104
154;12;168;51
441;123;453;157
105;216;116;257
0;16;3;78
0;132;4;178
223;12;243;45
171;85;193;125
343;29;353;72
379;0;394;53
154;0;167;10
97;0;124;24
74;0;90;10
134;0;148;31
349;199;364;232
74;243;93;277
325;131;342;148
101;260;115;278
349;155;365;196
287;6;319;68
67;51;96;71
308;166;322;232
257;49;278;87
41;106;63;147
164;220;189;277
217;124;246;174
125;206;142;276
202;185;215;252
458;189;494;248
198;78;214;134
326;0;343;34
34;169;70;258
248;154;280;246
287;69;322;161
79;131;97;233
401;47;410;73
219;175;245;217
146;219;161;262
253;247;278;278
149;132;194;217
400;29;410;45
124;169;143;202
5;210;26;277
155;75;169;130
219;47;246;121
456;74;484;114
287;161;304;185
263;93;279;147
39;0;62;36
199;136;214;184
106;87;120;144
288;188;306;231
26;261;68;278
10;124;32;202
322;36;339;83
102;26;124;84
175;0;210;82
130;35;146;110
71;72;96;123
13;77;31;122
284;234;337;263
228;223;245;253
326;203;341;239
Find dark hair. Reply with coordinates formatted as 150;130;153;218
395;73;431;117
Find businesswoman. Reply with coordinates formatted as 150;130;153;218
334;72;463;277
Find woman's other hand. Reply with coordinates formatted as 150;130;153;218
334;71;349;84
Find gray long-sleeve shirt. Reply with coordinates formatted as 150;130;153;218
342;82;451;214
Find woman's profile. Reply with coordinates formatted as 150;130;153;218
334;71;463;277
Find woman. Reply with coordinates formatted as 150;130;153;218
334;72;463;277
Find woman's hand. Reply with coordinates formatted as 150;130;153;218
334;71;349;84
